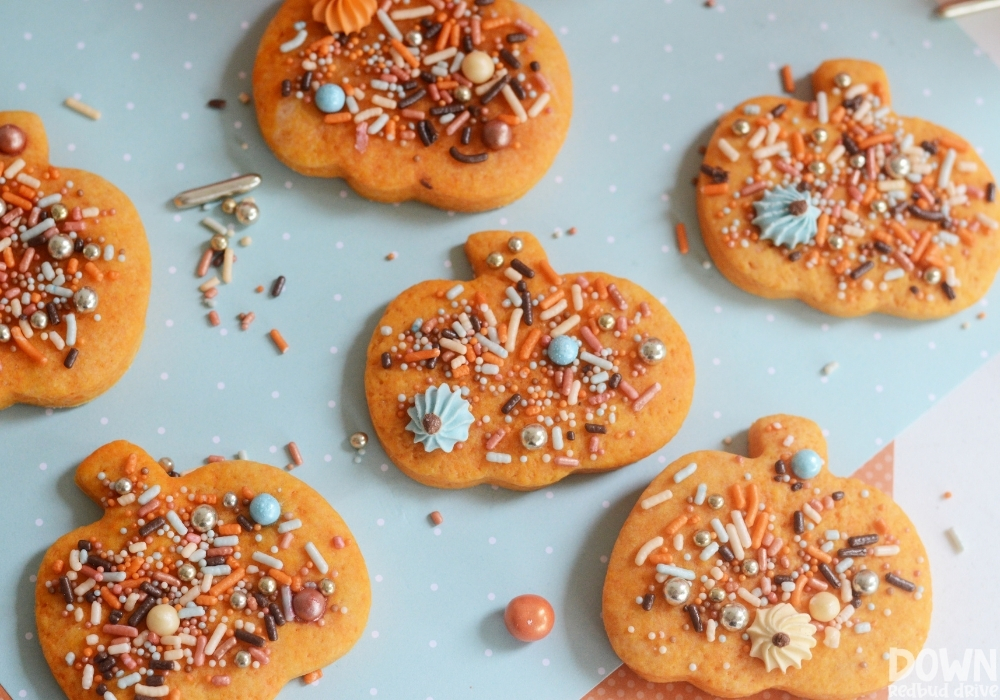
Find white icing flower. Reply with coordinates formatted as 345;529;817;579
747;603;817;673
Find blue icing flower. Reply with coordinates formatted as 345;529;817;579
406;384;475;453
752;185;821;248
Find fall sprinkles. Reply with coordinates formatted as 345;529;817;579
0;122;121;371
626;422;925;677
41;454;351;698
377;234;673;471
172;175;294;348
63;97;102;122
277;0;556;159
702;63;999;307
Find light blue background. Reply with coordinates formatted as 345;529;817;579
2;1;999;698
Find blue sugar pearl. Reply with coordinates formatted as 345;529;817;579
791;449;824;480
249;493;281;526
546;335;580;366
314;84;346;114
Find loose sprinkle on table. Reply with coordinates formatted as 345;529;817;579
675;222;690;255
172;174;262;210
271;275;286;297
780;65;795;94
63;97;101;121
944;527;964;553
269;329;290;354
287;442;304;466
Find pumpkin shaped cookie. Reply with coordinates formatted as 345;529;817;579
36;441;370;700
0;111;151;408
252;0;572;212
697;59;1000;318
365;230;695;490
603;415;931;699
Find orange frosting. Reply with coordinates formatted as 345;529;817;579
312;0;378;35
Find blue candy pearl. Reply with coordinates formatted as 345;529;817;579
249;493;281;526
791;449;824;480
315;84;346;114
546;335;580;366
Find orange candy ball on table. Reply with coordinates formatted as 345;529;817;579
504;595;555;642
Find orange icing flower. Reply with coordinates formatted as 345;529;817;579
313;0;378;35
